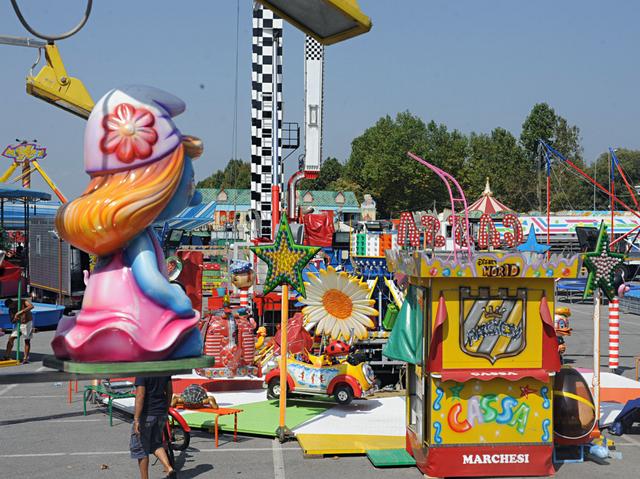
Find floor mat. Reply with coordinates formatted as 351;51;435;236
297;434;405;455
366;448;416;467
183;399;333;437
292;397;406;436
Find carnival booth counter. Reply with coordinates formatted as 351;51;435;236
385;250;581;477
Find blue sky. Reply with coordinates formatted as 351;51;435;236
1;0;639;198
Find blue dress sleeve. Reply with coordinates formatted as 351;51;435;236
125;233;194;317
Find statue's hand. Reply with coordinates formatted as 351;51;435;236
126;233;196;317
169;283;195;317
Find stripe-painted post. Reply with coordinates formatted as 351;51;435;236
239;289;250;309
609;297;620;370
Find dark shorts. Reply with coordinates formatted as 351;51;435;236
130;415;165;459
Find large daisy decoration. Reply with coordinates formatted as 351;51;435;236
300;267;378;341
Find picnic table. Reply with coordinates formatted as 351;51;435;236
176;405;243;447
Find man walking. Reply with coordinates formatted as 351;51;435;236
130;376;177;479
3;298;34;363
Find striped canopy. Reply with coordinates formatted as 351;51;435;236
468;177;511;215
164;200;217;231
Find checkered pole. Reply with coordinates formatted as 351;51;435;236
608;297;620;370
251;3;283;239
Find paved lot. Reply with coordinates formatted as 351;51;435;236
1;299;640;478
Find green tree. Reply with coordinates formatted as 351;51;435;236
298;157;344;190
520;103;557;156
197;159;250;189
343;111;467;216
196;170;225;189
520;103;591;211
590;149;640;210
463;128;535;211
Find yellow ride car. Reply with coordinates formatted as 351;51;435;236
264;352;376;405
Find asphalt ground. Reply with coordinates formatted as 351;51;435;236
1;299;640;479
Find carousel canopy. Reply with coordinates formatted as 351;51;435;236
0;186;51;201
468;177;511;215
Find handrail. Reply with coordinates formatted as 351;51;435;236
407;152;472;262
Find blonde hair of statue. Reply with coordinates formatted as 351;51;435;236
55;145;184;257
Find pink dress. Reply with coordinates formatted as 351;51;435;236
52;251;199;362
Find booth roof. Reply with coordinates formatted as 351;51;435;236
0;185;52;201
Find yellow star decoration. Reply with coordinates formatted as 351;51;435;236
250;216;320;297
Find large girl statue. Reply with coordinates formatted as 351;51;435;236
52;86;203;362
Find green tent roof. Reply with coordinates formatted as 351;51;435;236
197;188;361;213
297;190;359;211
197;188;251;206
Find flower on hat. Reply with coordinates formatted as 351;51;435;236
100;103;158;163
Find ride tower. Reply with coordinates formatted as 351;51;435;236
250;3;283;239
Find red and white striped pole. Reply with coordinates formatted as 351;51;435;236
608;297;620;370
239;289;250;309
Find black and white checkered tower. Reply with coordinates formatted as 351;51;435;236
303;36;324;177
251;3;283;239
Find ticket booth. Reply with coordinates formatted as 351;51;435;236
385;251;580;477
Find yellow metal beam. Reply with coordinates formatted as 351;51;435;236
31;160;67;203
0;163;18;183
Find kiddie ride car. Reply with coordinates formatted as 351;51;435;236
264;340;377;405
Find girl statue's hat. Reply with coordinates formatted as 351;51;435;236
84;85;186;174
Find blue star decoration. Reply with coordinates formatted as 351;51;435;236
517;230;551;254
250;216;321;297
583;222;625;301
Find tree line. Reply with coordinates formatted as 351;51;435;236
197;103;639;218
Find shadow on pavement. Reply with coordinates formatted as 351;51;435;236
0;408;99;426
174;452;214;478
